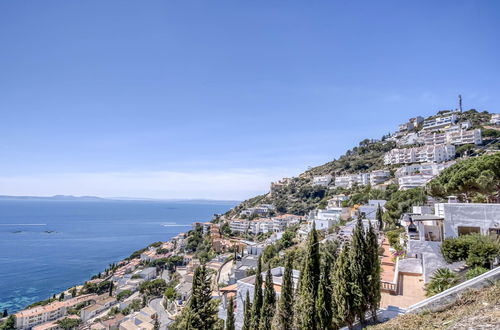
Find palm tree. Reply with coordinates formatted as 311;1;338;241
425;268;459;297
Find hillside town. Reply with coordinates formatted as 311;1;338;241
2;107;499;330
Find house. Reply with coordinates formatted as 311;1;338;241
31;315;81;330
490;113;500;125
328;194;349;208
232;267;300;329
398;174;435;190
369;170;391;185
422;113;458;130
228;254;260;283
80;295;117;322
309;208;342;230
358;200;386;220
137;267;156;280
312;175;332;186
271;214;302;232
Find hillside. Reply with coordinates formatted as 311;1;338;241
369;282;500;330
225;109;499;218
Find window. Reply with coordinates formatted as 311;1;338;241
457;226;480;236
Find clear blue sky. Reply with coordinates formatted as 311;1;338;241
1;1;499;200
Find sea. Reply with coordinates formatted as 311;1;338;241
0;198;237;313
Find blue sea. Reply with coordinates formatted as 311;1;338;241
0;199;236;313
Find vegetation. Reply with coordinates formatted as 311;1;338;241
0;315;15;330
139;279;167;297
170;265;219;330
56;317;81;329
117;289;133;301
425;268;460;297
250;256;263;328
225;296;235;330
272;256;294;330
383;188;426;226
242;290;252;330
260;268;276;330
81;280;113;295
441;234;500;268
369;282;500;330
186;224;216;262
427;153;500;202
465;266;489;280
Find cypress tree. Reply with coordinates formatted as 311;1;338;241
242;290;252;330
316;252;334;330
260;268;276;330
333;243;356;329
295;223;320;330
350;218;368;323
109;282;114;297
226;296;235;330
2;308;7;317
251;256;264;329
273;256;294;330
366;222;381;321
376;204;384;231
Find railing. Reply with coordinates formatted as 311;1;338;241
381;281;397;293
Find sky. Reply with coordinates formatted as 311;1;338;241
1;1;499;200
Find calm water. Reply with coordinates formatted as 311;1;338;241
0;199;236;313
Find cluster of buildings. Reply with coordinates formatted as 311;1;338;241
333;169;392;188
228;214;302;235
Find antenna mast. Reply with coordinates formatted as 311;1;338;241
458;94;462;112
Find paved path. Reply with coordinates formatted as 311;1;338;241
149;297;171;330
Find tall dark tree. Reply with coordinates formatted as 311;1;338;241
350;218;368;323
333;243;356;330
273;256;294;330
376;204;384;231
226;296;235;330
2;309;7;317
251;256;264;329
295;223;320;330
366;222;381;321
0;315;15;330
260;268;276;330
109;282;114;297
170;265;219;330
316;251;334;330
242;290;252;330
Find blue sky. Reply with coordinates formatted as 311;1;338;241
1;1;499;200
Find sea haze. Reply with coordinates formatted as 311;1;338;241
0;199;236;312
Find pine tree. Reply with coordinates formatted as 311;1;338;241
2;309;7;317
226;296;235;330
316;252;334;330
251;256;264;329
333;243;356;329
295;223;320;330
366;222;381;321
260;268;276;330
273;256;294;330
242;290;252;330
109;282;114;297
376;204;384;231
170;265;219;330
350;218;368;323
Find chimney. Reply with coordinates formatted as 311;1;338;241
447;195;458;203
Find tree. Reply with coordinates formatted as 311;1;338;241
226;296;235;330
425;268;459;297
139;279;167;297
350;218;368;324
295;223;320;330
376;204;384;231
0;315;16;330
366;222;381;321
56;317;81;329
260;268;276;330
170;265;219;330
251;256;264;329
58;292;65;301
273;256;294;330
333;243;356;329
242;290;252;330
2;309;7;318
316;254;334;330
109;282;114;296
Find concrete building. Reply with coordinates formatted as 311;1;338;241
370;170;391;185
395;162;454;178
309;208;342;230
490;113;500;125
271;214;302;232
423;128;482;146
398;174;435;190
327;194;349;208
422;113;458;130
15;295;96;330
312;175;332;186
358;200;387;220
384;144;455;165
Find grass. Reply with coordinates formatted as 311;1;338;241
368;281;500;330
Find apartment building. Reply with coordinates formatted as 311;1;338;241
490;113;500;125
229;220;250;233
327;194;349;208
398;174;435;190
333;171;379;188
395;161;455;178
384;144;455;165
370;170;391;185
271;214;302;232
422;113;458;130
423;128;482;146
15;295;97;330
312;175;332;186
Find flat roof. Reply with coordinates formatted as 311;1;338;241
411;215;444;221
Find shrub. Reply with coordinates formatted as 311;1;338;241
441;234;500;268
465;266;489;280
425;268;459;297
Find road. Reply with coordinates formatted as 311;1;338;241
149;297;171;330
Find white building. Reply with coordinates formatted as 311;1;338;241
490;113;500;125
395;161;454;177
334;170;388;188
423;128;482;146
312;175;332;186
370;170;391;185
384;144;455;165
271;214;302;232
398;174;435;190
309;208;342;230
422;113;458;130
327;194;349;208
358;200;387;220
